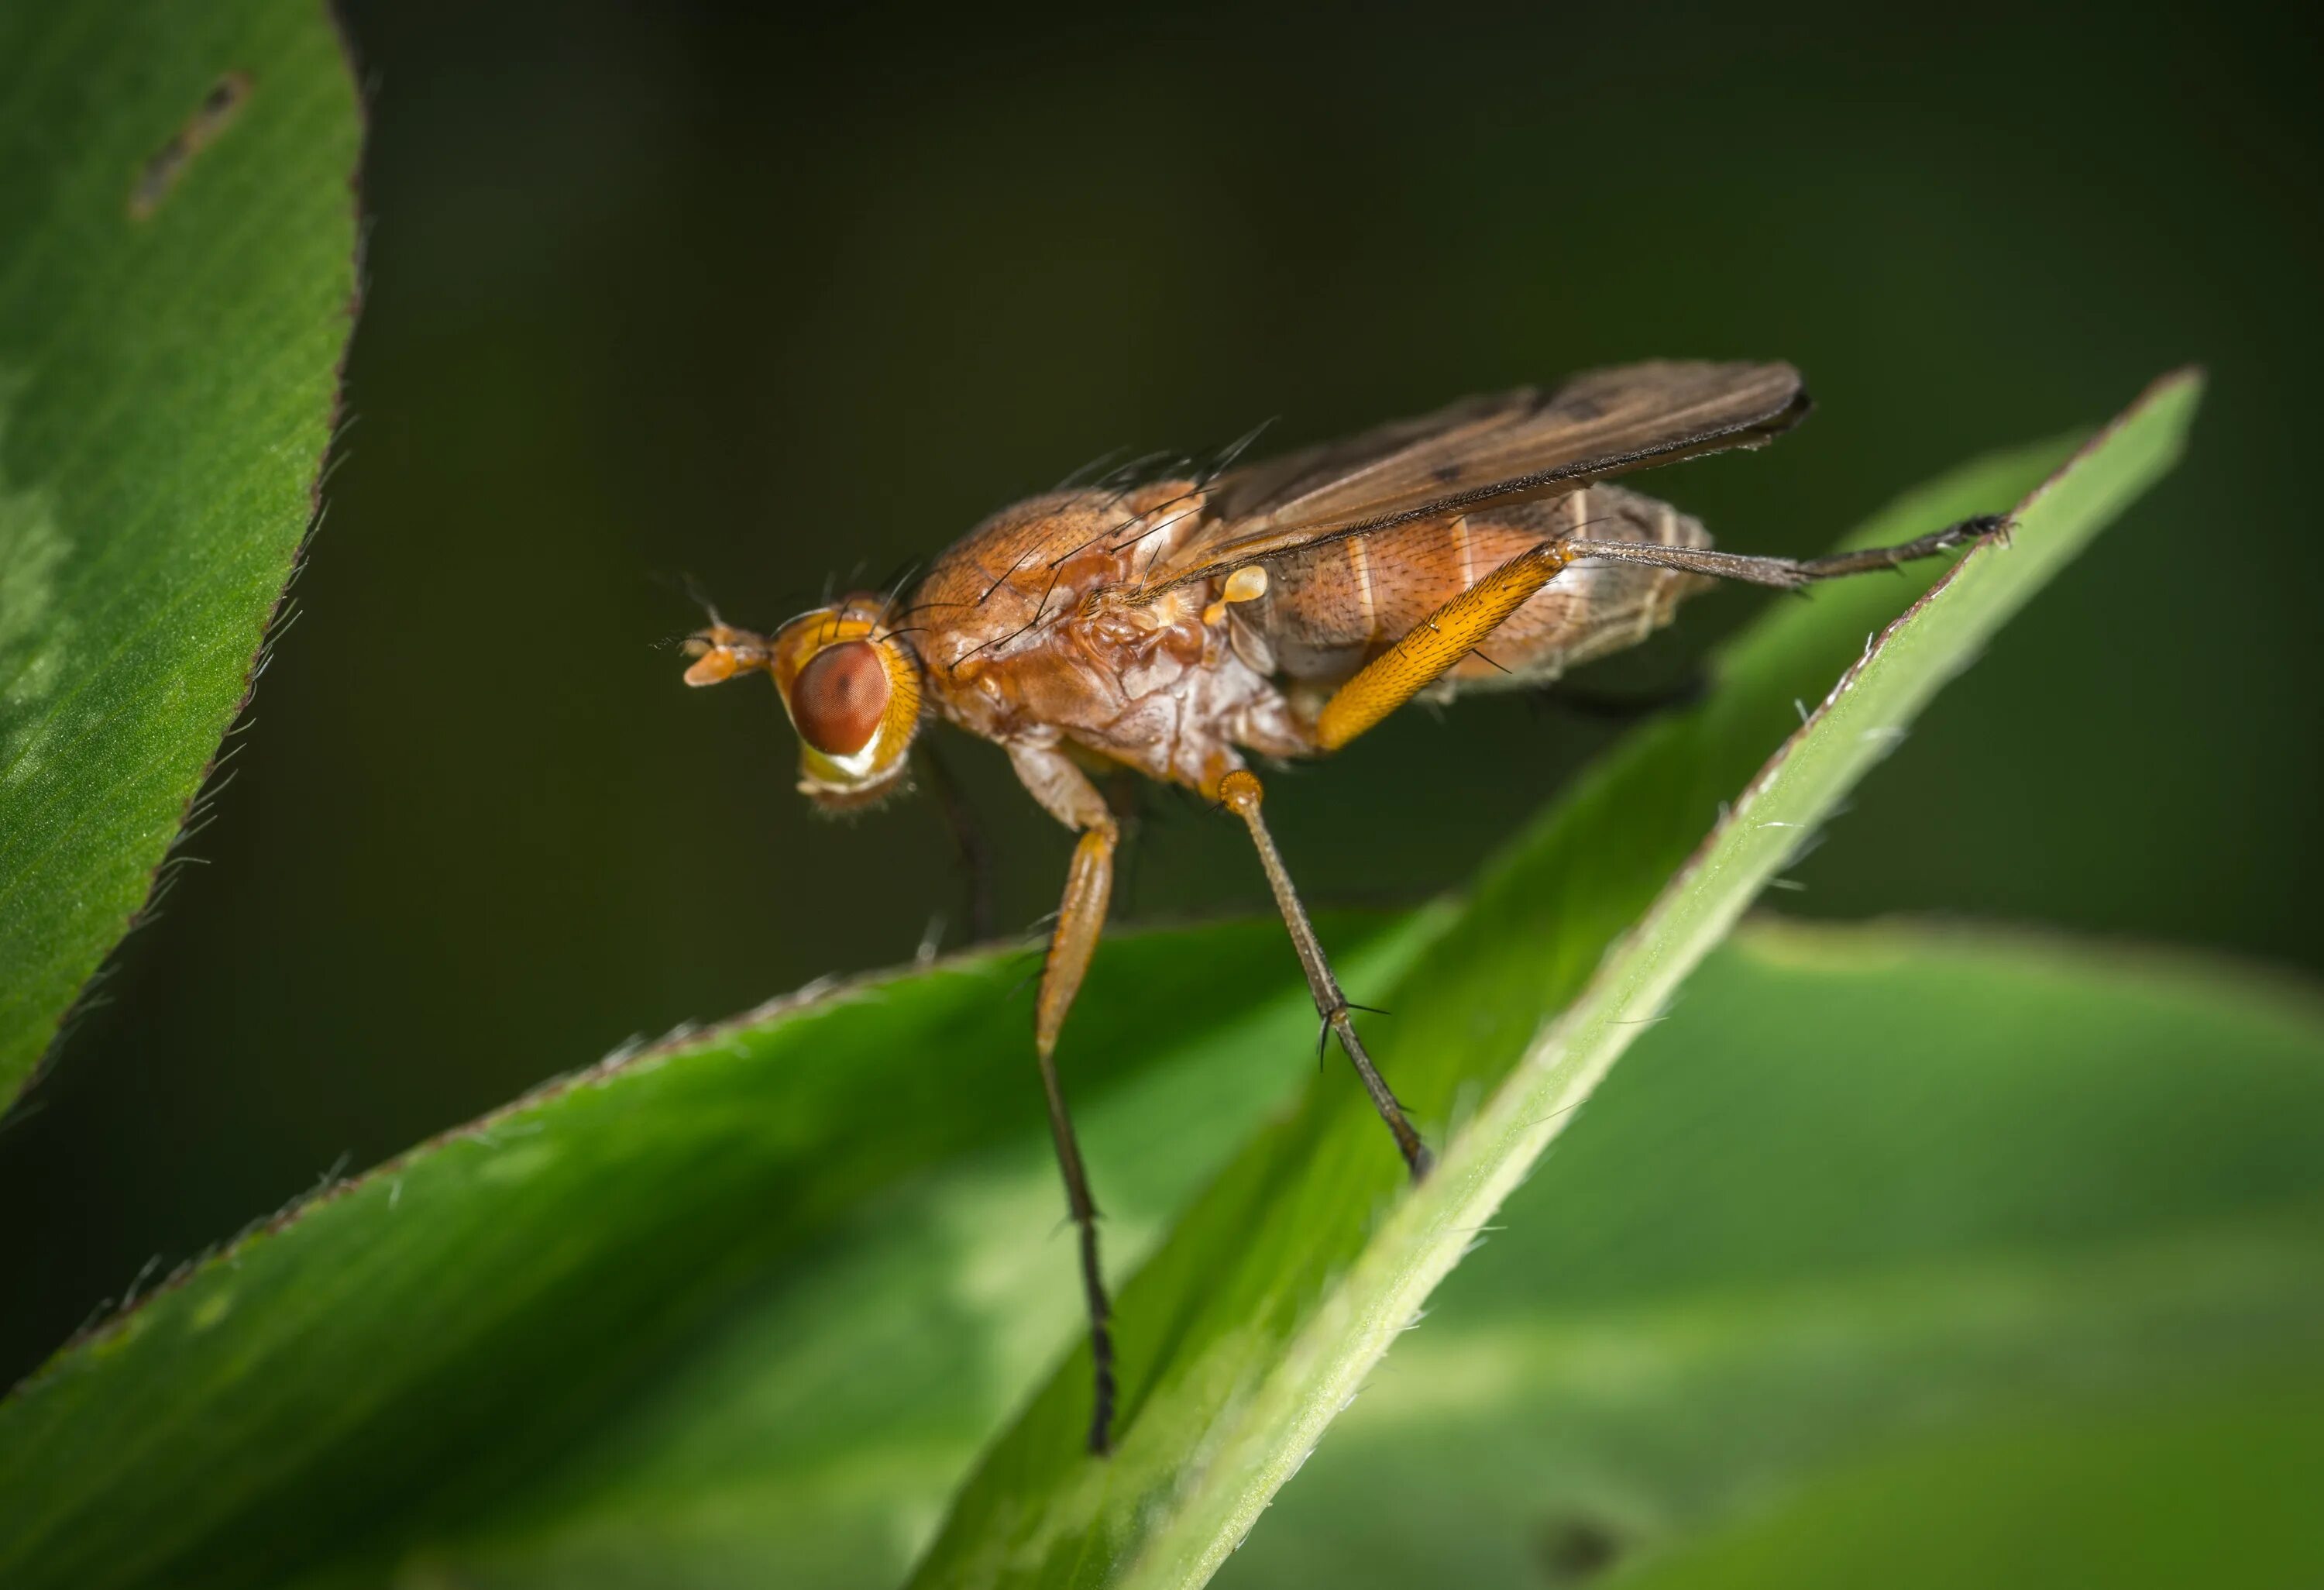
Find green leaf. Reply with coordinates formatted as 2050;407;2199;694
0;914;1439;1589
1215;918;2324;1588
1612;1380;2324;1590
401;912;2324;1590
344;915;2324;1590
0;2;361;1101
909;372;2203;1588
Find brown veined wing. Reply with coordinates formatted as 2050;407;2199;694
1148;360;1809;590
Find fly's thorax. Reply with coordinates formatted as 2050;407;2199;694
902;480;1218;721
907;484;1211;655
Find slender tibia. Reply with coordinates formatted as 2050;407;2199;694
1560;515;2007;591
1010;743;1126;1455
1218;769;1432;1179
1035;823;1119;1456
1036;1027;1114;1455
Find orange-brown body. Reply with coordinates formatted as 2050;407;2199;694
905;479;1709;797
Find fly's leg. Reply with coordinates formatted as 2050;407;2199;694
1310;514;2009;752
1232;540;1597;1169
1009;743;1122;1455
1257;513;2010;1179
1313;541;1575;751
1560;515;2008;590
1038;825;1116;1455
1253;542;1615;1172
1216;769;1432;1179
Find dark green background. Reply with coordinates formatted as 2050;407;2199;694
5;0;2317;1384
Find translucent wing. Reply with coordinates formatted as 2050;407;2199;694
1151;360;1808;588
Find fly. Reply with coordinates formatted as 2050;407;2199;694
679;360;2003;1454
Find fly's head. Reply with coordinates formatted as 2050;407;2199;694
682;595;923;811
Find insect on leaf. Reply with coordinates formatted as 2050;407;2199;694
0;373;2201;1590
908;370;2204;1588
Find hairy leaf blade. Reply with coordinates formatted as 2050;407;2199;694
0;1;362;1101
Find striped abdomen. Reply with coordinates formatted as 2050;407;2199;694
1250;484;1713;692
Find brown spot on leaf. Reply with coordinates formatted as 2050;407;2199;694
1536;1516;1624;1585
129;71;252;219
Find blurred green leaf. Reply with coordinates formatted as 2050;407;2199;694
910;376;2202;1588
1612;1378;2324;1590
1218;918;2324;1588
0;2;360;1101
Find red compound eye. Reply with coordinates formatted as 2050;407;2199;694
790;640;889;756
